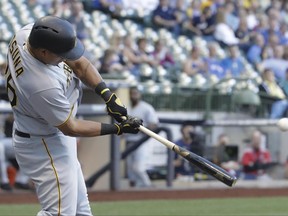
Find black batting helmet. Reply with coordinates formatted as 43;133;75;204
28;16;85;60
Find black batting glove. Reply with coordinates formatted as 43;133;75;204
95;82;127;122
106;93;127;122
114;116;143;135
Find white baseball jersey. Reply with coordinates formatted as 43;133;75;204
6;23;81;135
5;24;92;215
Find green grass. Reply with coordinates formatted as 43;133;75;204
0;197;287;216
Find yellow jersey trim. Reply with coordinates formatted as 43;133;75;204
57;104;74;127
42;139;61;216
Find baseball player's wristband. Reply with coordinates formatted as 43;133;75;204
100;123;118;135
95;82;112;102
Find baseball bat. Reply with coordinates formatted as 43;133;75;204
139;125;237;187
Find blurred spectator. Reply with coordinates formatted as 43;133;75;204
0;114;31;191
28;0;55;13
267;32;281;54
261;44;288;80
0;61;6;76
266;1;282;20
212;133;240;176
48;0;67;17
174;123;204;178
214;7;239;46
254;13;269;34
224;1;239;31
152;39;175;69
183;6;216;40
243;2;260;30
0;139;11;191
261;18;282;45
174;0;187;26
241;129;272;180
122;35;145;79
246;33;265;70
203;42;226;80
151;0;181;36
83;0;123;16
135;37;158;67
125;86;159;188
279;22;288;44
259;68;288;119
183;45;206;77
99;48;126;74
221;45;246;78
235;16;253;52
66;1;88;40
186;0;202;19
279;68;288;96
260;45;272;61
281;1;288;24
109;33;125;64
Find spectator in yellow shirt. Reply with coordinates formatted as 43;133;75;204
259;68;288;118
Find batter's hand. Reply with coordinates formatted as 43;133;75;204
106;93;127;122
114;116;143;135
95;82;127;122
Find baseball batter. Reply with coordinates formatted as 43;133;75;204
4;16;142;216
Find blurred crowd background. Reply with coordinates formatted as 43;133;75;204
1;0;288;118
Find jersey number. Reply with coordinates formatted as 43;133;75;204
5;66;17;107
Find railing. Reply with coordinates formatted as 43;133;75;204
203;77;259;120
141;77;276;119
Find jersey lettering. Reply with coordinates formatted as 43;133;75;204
5;65;17;107
63;63;73;88
9;36;24;77
5;36;24;107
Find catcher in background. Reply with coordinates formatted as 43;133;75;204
5;15;142;216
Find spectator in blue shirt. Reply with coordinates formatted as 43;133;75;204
279;22;288;45
246;33;265;70
152;0;181;36
261;19;282;45
204;42;226;80
221;45;245;78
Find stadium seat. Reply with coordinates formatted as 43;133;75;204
232;89;261;115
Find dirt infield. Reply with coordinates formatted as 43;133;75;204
1;187;288;204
